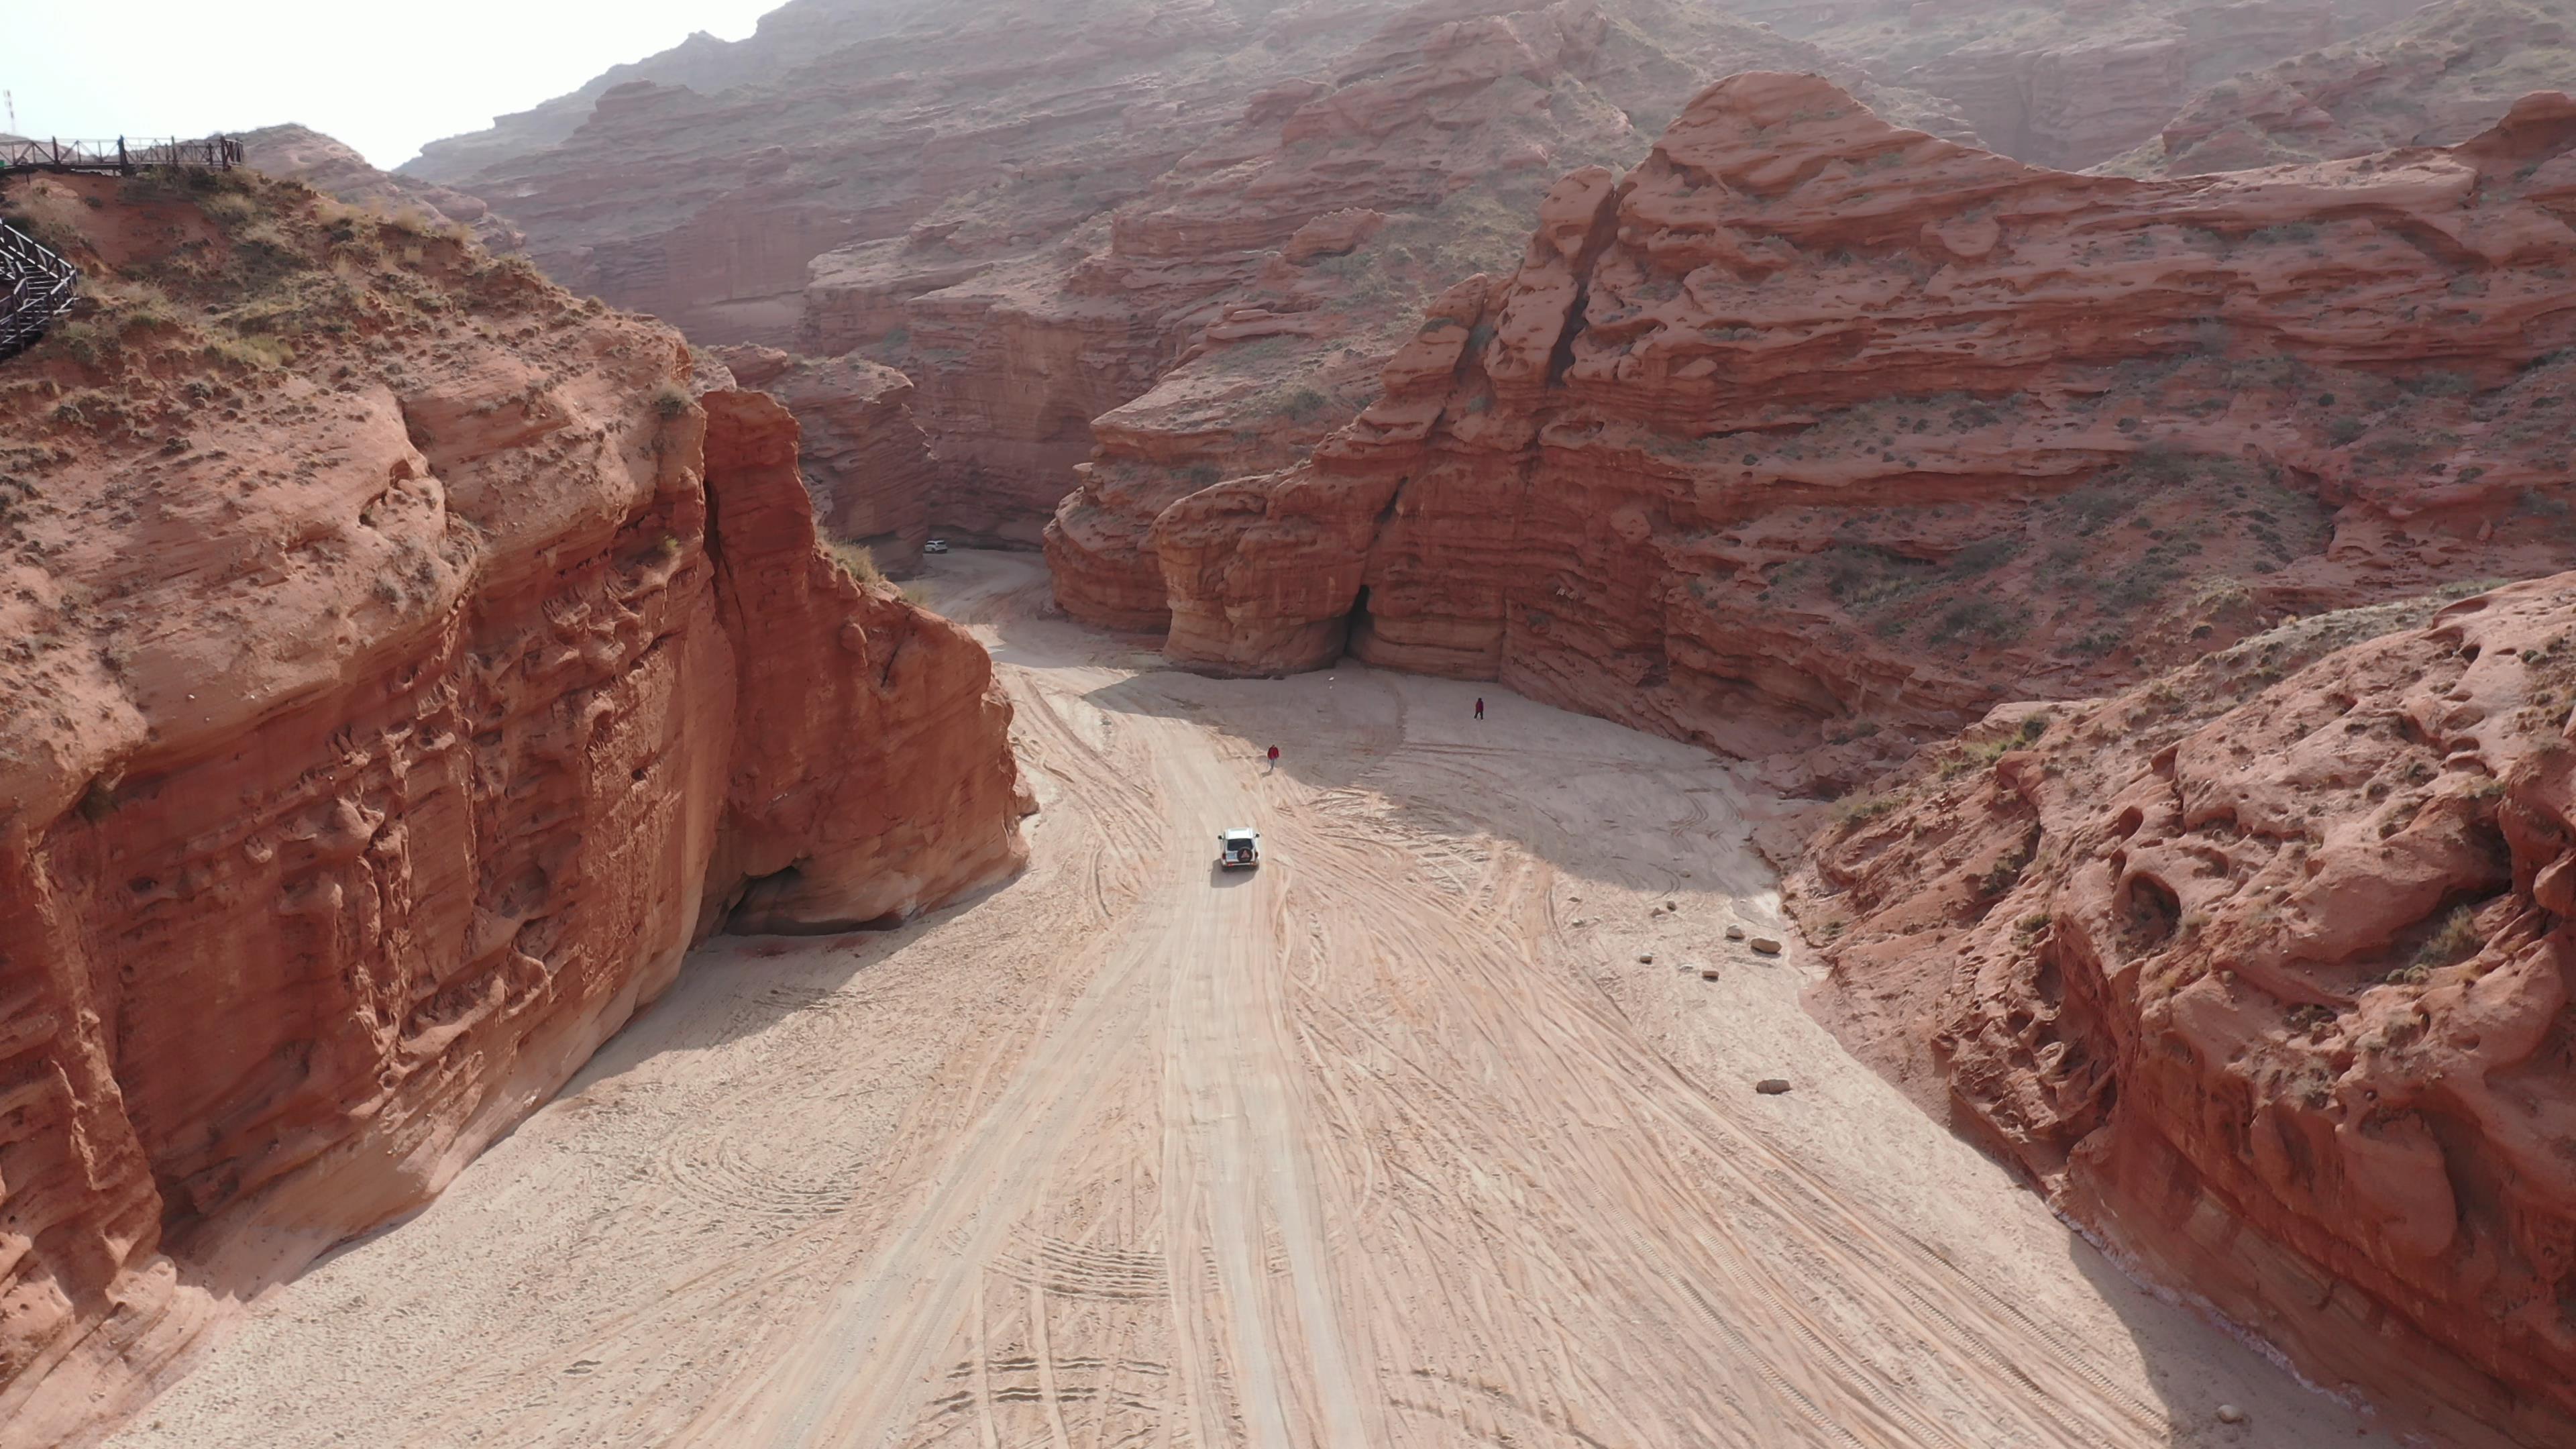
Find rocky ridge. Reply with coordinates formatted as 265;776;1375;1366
1762;0;2421;171
1789;578;2576;1444
237;125;525;254
0;168;1027;1442
1095;73;2576;787
2099;0;2576;176
397;0;2466;560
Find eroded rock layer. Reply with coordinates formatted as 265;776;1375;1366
1116;74;2576;778
1790;580;2576;1445
0;170;1026;1442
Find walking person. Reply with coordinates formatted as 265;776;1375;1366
1474;696;1485;721
1267;744;1279;770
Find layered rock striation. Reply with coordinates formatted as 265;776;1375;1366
1792;579;2576;1444
1102;73;2576;777
0;169;1026;1442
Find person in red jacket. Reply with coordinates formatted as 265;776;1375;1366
1267;745;1280;769
1474;696;1485;720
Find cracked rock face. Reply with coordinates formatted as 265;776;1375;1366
1794;578;2576;1446
0;172;1026;1442
1099;72;2576;780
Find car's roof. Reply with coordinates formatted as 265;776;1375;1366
1221;827;1258;838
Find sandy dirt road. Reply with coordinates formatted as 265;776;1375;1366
105;551;2399;1449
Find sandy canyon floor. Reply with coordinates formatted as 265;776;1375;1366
104;552;2400;1449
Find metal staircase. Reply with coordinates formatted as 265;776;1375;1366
0;219;76;362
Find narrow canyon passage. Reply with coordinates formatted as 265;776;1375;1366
107;553;2394;1449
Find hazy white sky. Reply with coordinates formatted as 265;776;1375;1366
5;0;782;169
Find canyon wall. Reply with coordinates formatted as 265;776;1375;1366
867;0;1968;546
1094;74;2576;782
0;170;1026;1443
1086;68;2576;1437
1790;580;2576;1445
407;0;1964;548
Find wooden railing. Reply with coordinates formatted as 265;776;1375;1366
0;132;247;360
0;134;245;175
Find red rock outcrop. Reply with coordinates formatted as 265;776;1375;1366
707;345;938;572
237;124;524;254
1788;579;2576;1445
2101;0;2576;176
0;170;1026;1443
1118;74;2576;781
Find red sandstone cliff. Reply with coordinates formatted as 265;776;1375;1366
394;0;2467;555
2100;0;2576;176
1788;580;2576;1445
0;169;1026;1443
1095;74;2576;782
